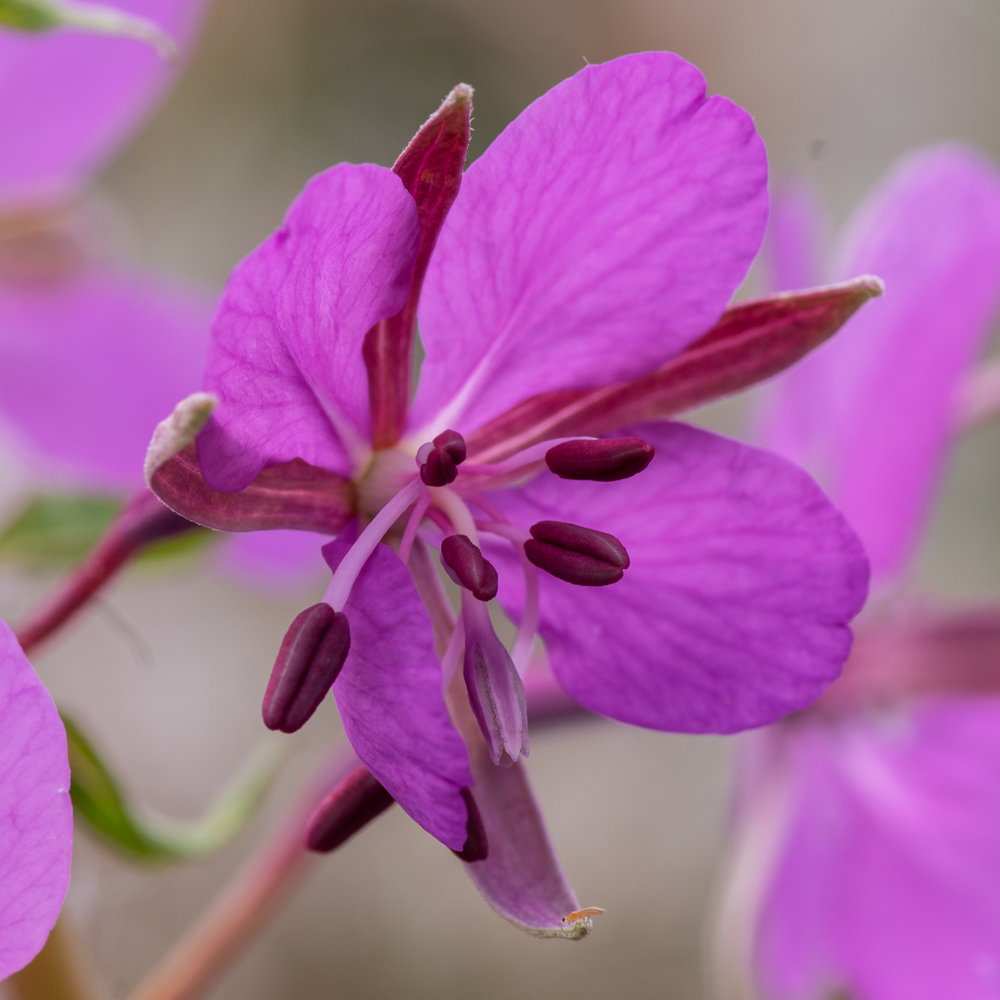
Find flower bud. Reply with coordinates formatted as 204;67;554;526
262;603;351;733
440;534;498;601
545;437;654;481
524;520;629;586
305;766;395;852
452;787;489;862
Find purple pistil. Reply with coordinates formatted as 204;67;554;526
545;437;655;481
262;603;351;733
452;788;489;863
524;520;630;587
419;428;467;486
440;534;499;601
305;765;396;853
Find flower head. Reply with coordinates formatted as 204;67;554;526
148;52;874;934
722;146;1000;1000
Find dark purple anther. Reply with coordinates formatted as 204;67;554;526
262;603;351;733
440;534;499;601
524;520;630;587
305;765;396;853
452;787;489;862
545;437;655;481
419;429;467;486
433;429;467;465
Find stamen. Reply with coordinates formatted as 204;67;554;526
441;535;498;601
525;520;629;586
324;477;425;611
419;429;467;486
305;765;396;852
462;592;529;767
545;437;654;481
440;613;466;687
452;787;489;862
262;603;351;733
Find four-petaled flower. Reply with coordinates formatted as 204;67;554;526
147;52;874;935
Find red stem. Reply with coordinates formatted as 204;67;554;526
15;489;195;654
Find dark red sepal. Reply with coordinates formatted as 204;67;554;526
452;787;489;862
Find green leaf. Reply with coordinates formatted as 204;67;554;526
0;494;121;568
63;713;287;863
0;492;216;569
0;0;176;57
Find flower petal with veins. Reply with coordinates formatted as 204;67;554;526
484;421;868;733
410;51;768;437
0;620;72;979
322;535;472;850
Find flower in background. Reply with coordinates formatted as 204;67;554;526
716;146;1000;1000
148;52;875;935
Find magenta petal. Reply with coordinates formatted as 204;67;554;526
0;620;72;978
214;530;331;593
759;699;1000;1000
409;51;768;437
321;536;472;849
756;146;1000;582
0;266;210;487
198;164;419;491
485;421;868;733
761;179;826;293
462;754;592;938
0;0;204;206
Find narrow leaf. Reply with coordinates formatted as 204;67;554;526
63;714;285;863
0;494;121;568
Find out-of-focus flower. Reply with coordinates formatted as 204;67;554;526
148;52;875;935
718;146;1000;1000
0;619;72;977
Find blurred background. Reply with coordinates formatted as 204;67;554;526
5;0;1000;996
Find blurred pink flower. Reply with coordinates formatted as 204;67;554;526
733;146;1000;1000
0;619;72;978
149;52;872;934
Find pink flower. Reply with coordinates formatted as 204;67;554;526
729;146;1000;999
0;620;72;978
148;52;872;935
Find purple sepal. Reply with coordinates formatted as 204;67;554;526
462;595;528;767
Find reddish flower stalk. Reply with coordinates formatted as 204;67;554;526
14;489;194;654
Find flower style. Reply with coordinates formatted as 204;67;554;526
0;619;73;978
722;146;1000;1000
146;52;874;935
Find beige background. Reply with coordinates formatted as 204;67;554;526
4;0;1000;996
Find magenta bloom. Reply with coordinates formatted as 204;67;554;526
148;53;871;934
740;146;1000;999
0;620;73;977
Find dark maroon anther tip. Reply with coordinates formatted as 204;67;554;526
420;447;458;486
432;429;467;465
452;787;488;863
262;603;351;733
545;437;655;482
524;520;630;587
440;534;499;601
305;766;396;853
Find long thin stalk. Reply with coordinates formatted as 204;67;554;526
15;490;194;654
125;745;358;1000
